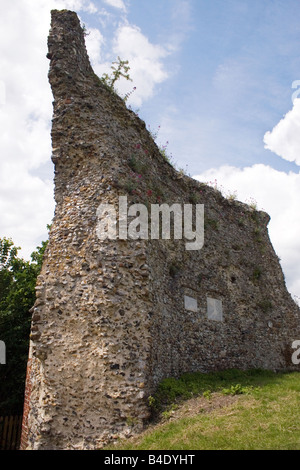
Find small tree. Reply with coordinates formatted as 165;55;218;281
0;236;48;414
101;56;133;93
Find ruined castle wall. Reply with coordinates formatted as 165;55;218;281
22;10;156;450
147;184;299;386
21;10;300;450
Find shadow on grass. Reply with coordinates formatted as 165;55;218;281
104;368;300;450
148;368;296;419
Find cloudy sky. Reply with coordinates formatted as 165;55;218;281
1;0;300;302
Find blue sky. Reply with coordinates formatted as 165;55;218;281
79;0;300;174
0;0;300;301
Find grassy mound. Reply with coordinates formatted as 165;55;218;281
107;369;300;450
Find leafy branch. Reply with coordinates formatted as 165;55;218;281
100;56;134;101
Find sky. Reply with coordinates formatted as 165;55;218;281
0;0;300;302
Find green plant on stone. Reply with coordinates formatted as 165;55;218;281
128;105;140;116
169;261;181;278
100;56;133;95
189;193;199;204
126;416;139;427
147;124;161;142
226;191;238;202
152;184;164;203
81;23;90;36
123;179;138;195
123;86;137;103
128;156;148;175
159;142;174;166
246;197;258;211
204;217;219;231
147;125;175;167
177;166;189;177
252;266;262;283
257;299;273;313
148;395;157;409
254;226;263;244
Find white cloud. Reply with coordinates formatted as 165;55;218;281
0;2;54;258
264;98;300;165
194;164;300;300
0;0;171;258
50;0;98;13
111;24;169;106
85;27;105;65
102;0;126;11
166;0;193;52
0;0;100;259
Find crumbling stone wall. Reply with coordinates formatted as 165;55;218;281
21;10;300;450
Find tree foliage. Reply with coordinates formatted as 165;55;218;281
0;236;48;414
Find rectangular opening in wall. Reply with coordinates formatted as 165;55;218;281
184;295;198;312
207;297;223;322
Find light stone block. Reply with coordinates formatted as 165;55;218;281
184;295;198;312
207;297;223;322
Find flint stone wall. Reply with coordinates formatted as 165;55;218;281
21;10;300;450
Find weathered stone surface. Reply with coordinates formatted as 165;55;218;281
21;9;300;450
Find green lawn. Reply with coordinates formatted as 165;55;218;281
107;369;300;450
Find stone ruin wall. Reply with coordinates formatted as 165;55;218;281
21;10;300;450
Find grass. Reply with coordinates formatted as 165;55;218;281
106;369;300;450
